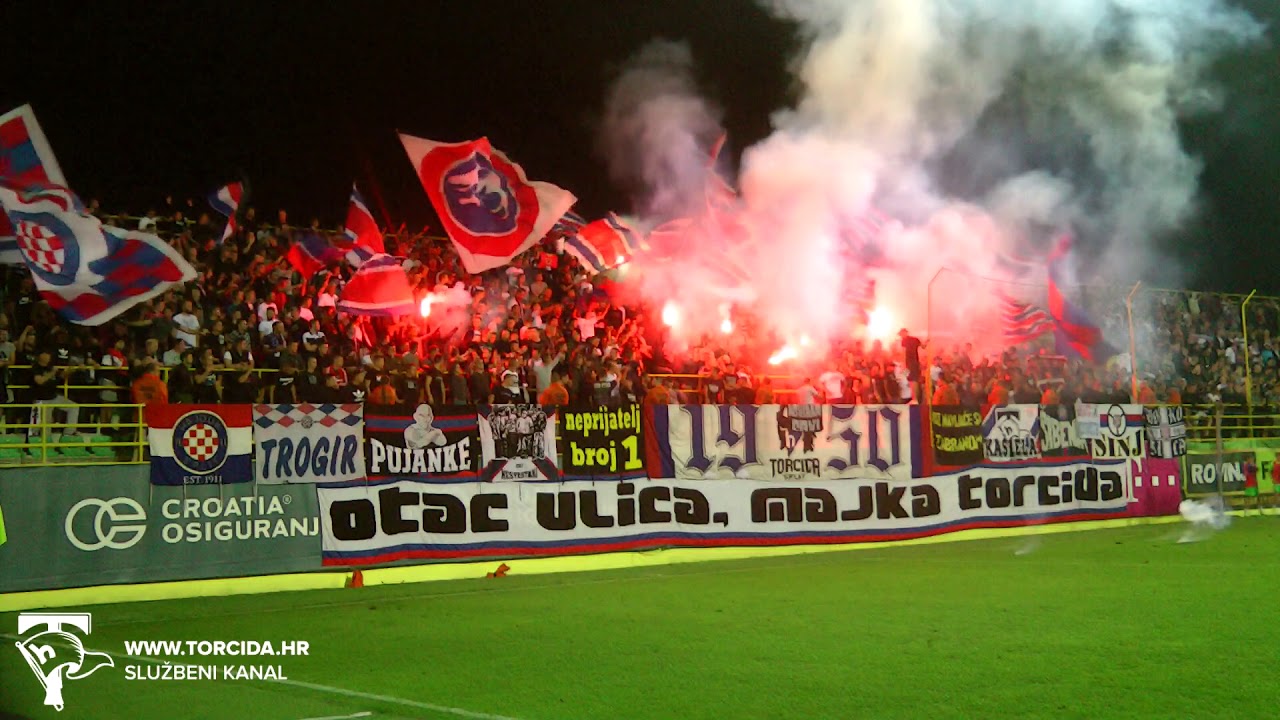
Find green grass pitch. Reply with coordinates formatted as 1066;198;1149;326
2;519;1276;720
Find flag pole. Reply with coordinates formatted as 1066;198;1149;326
1242;289;1257;411
1125;282;1142;402
924;268;944;404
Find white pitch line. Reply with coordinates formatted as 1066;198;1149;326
297;713;373;720
0;635;526;720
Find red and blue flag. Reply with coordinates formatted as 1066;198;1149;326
207;182;244;243
1046;234;1116;362
343;185;385;253
338;253;416;317
550;210;586;237
998;291;1055;344
0;184;196;325
0;105;69;264
400;134;576;274
285;233;344;276
563;213;642;274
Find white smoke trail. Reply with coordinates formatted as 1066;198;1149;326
600;1;1263;360
1177;497;1231;543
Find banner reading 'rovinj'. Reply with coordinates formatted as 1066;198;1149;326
317;460;1129;566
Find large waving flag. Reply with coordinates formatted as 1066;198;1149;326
343;185;385;253
0;184;196;325
1046;234;1116;362
285;233;344;276
208;182;244;243
563;214;642;274
0;105;69;264
550;209;586;238
400;134;576;274
998;291;1055;344
338;253;416;316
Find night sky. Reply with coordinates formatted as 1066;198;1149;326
4;1;1277;292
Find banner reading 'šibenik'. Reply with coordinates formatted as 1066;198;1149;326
559;405;646;481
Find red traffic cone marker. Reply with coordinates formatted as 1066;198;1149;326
486;563;511;579
348;569;364;588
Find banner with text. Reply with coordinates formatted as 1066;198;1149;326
1143;406;1187;458
650;404;922;481
928;406;984;468
0;467;321;593
558;406;646;481
982;404;1042;462
1184;452;1253;496
478;405;560;482
365;404;479;482
1086;404;1146;460
253;403;365;484
1038;403;1091;460
318;461;1131;566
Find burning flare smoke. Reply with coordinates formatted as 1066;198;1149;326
600;0;1262;362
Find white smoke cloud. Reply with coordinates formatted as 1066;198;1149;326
601;1;1263;363
597;40;723;220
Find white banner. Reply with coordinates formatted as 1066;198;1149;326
478;405;559;482
318;461;1131;565
656;404;919;481
253;404;365;484
1086;404;1146;459
1143;406;1187;458
981;404;1041;462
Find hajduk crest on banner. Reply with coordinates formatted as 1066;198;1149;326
147;404;253;485
400;134;576;274
0;188;196;325
0;104;68;264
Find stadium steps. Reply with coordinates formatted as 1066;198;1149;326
0;432;122;464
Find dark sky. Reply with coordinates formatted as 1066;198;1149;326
4;1;1277;292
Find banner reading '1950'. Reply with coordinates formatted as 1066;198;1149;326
649;404;922;481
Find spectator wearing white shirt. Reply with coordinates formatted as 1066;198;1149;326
172;299;200;347
162;339;187;367
795;379;821;405
256;300;279;322
258;308;279;337
576;311;599;341
301;320;326;353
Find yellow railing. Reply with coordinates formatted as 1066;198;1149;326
0;403;146;466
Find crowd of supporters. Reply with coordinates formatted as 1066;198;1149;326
0;196;1276;429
